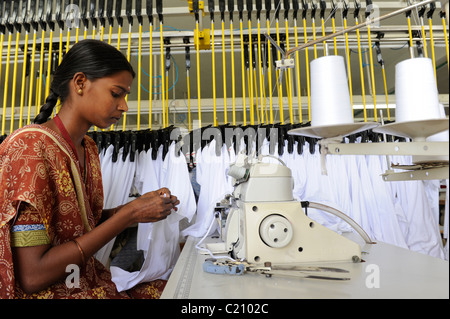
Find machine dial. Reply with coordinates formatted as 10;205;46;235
259;214;294;248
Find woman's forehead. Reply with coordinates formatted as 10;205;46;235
93;70;133;89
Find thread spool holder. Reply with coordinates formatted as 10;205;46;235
319;118;449;181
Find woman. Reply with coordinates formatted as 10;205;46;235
0;40;179;299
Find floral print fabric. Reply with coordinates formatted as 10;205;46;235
0;125;164;299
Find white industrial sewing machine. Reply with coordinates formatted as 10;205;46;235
208;153;372;267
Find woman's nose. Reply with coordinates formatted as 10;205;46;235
118;100;129;112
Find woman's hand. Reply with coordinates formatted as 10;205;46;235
12;189;180;294
124;188;180;225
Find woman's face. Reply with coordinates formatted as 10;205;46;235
79;70;134;129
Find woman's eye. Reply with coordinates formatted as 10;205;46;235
111;92;121;98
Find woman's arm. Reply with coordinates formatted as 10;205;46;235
13;189;179;294
98;205;125;224
99;188;176;224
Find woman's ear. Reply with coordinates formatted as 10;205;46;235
72;72;88;94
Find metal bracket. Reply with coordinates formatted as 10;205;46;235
381;166;449;181
326;141;449;156
275;58;295;70
325;141;449;181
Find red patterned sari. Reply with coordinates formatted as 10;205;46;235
0;125;165;299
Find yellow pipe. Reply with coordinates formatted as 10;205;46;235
137;23;142;131
90;32;97;130
211;21;218;126
285;19;294;124
407;16;414;58
230;21;236;126
1;33;12;135
10;32;21;133
367;25;377;121
332;17;338;55
239;19;247;125
443;16;449;72
253;68;260;123
262;66;268;123
321;18;326;55
312;18;318;59
45;30;54;100
101;25;105;41
221;20;228;124
247;68;251;123
187;71;192;131
66;29;71;53
160;23;166;128
149;23;153;129
36;30;46;116
195;21;202;127
248;20;255;125
122;24;132;131
110;25;123;131
35;74;40;117
108;25;112;44
382;66;390;120
27;31;38;125
276;19;284;124
428;18;437;82
355;19;367;121
302;18;311;121
344;18;354;109
75;26;80;43
58;31;63;67
117;26;122;50
266;19;274;124
166;71;169;127
294;19;302;123
19;31;30;128
257;19;265;124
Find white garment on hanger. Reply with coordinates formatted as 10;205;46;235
356;154;382;240
389;155;445;259
181;141;233;238
95;145;137;266
322;152;353;233
160;142;197;224
135;146;162;252
366;155;408;248
110;142;197;291
287;143;308;202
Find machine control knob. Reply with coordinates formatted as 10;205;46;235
259;214;294;248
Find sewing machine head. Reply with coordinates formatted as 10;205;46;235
228;154;295;202
217;153;362;265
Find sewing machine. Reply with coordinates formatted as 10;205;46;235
213;154;366;265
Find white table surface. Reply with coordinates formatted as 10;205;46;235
161;233;449;299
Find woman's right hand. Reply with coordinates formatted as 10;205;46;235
124;190;179;225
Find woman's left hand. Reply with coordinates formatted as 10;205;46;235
157;187;180;212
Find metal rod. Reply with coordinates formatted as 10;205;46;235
285;0;437;57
